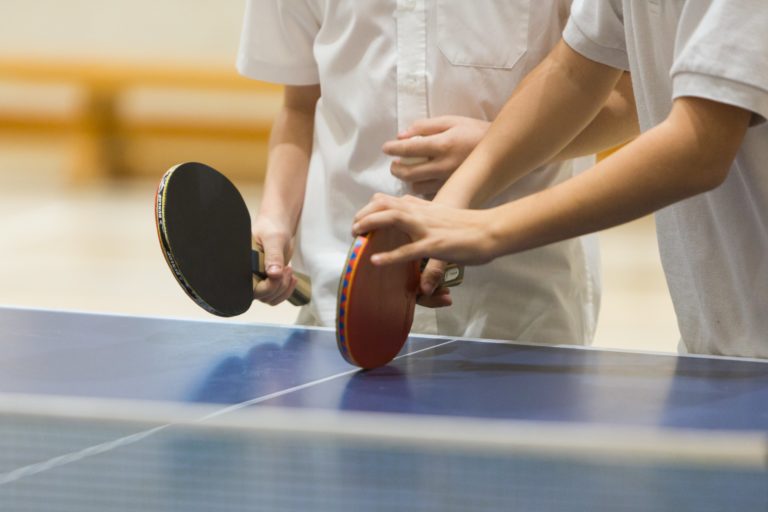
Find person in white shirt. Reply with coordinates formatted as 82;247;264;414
353;0;768;358
238;0;637;344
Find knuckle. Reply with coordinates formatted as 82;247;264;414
371;193;388;207
395;166;413;180
434;139;450;154
425;269;444;282
443;157;458;172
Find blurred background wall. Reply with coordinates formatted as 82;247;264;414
0;0;280;182
0;0;679;351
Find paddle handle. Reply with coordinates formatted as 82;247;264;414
419;260;464;288
441;264;464;288
251;249;312;306
288;271;312;306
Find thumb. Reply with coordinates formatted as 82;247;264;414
260;235;288;279
420;259;447;296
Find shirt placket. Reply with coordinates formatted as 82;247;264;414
395;0;428;135
395;0;439;334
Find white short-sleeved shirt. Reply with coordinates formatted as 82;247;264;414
239;0;601;345
564;0;768;358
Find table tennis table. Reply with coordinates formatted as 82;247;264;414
0;306;766;511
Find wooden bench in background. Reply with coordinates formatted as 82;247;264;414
0;57;282;183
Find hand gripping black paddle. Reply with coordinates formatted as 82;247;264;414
155;162;310;317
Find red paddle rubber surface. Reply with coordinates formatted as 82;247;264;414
336;228;420;369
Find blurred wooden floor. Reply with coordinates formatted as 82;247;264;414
0;138;679;352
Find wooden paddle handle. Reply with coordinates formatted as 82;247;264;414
251;249;312;306
288;271;312;306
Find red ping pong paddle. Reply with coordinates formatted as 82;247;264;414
155;162;311;316
336;228;463;369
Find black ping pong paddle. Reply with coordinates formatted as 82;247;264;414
155;162;311;317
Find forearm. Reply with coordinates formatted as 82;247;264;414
435;40;623;208
258;85;319;233
487;98;750;257
554;72;639;160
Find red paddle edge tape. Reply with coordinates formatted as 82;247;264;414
335;234;369;367
154;166;220;316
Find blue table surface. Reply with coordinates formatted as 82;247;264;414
1;307;767;432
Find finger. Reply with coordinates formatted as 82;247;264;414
390;160;451;183
253;275;284;303
402;116;456;138
420;259;447;296
352;195;430;240
254;266;294;303
269;275;298;306
370;238;430;266
399;155;430;167
259;236;288;278
382;136;438;159
353;193;400;226
353;209;416;238
416;287;452;308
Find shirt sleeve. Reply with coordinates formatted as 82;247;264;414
671;0;768;125
562;0;629;71
236;0;321;85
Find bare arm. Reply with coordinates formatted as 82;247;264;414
435;40;623;209
353;97;751;266
252;84;320;304
486;97;749;257
554;72;638;160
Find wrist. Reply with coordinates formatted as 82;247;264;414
482;207;508;260
254;211;294;236
258;198;300;225
433;183;473;209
